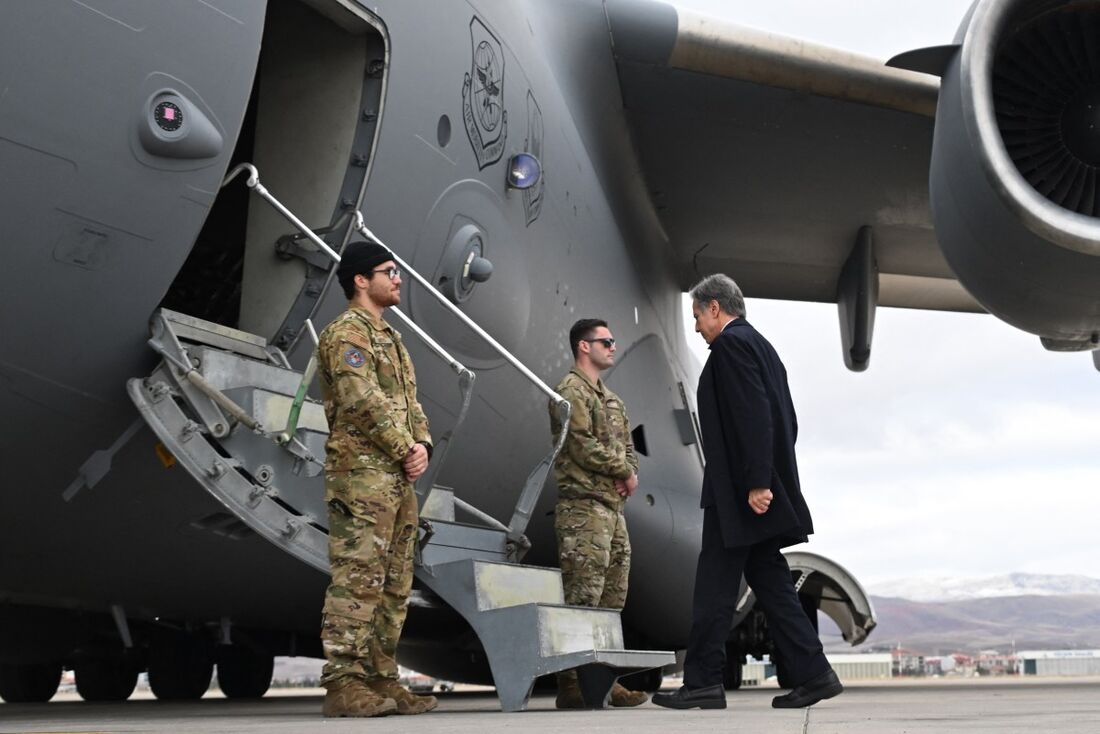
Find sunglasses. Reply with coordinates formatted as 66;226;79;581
583;337;616;349
371;266;401;281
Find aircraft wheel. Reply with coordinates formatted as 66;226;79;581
617;667;663;692
0;661;62;703
216;646;273;699
723;646;743;690
75;655;139;702
148;636;213;700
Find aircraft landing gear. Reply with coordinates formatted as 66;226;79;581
74;654;139;701
0;661;62;702
216;646;274;699
148;634;213;700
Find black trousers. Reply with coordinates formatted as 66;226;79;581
683;506;830;689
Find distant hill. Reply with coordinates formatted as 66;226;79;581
868;573;1100;602
851;593;1100;655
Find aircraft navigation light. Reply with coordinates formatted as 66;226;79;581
506;153;541;190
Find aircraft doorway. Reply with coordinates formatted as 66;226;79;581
160;0;387;348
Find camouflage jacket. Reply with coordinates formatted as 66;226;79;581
318;306;431;473
550;367;638;509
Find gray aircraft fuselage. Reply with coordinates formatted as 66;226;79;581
0;0;706;666
0;0;885;691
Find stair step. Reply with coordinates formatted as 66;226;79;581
533;603;622;655
475;561;563;611
421;486;455;522
555;648;676;671
420;521;510;566
414;559;677;712
426;558;564;611
160;308;271;361
244;387;327;434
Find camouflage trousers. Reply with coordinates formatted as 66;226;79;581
554;497;631;610
320;467;418;687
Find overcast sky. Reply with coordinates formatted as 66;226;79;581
673;1;1100;587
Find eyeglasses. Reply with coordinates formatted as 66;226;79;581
371;266;401;281
583;337;616;349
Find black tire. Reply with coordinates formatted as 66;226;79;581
75;656;139;702
148;636;213;701
617;667;663;693
216;647;273;699
0;662;62;703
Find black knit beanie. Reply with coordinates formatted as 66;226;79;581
337;241;394;293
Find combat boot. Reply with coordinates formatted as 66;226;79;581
555;670;585;709
610;681;648;707
322;679;397;718
367;678;438;714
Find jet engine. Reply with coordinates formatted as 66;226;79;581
901;0;1100;350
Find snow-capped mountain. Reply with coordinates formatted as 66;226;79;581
868;573;1100;602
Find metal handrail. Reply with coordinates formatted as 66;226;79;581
221;164;341;264
224;164;570;556
223;164;477;501
353;213;572;551
386;305;477;501
354;213;564;406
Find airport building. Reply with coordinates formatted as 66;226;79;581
829;653;893;680
742;653;892;684
1017;649;1100;676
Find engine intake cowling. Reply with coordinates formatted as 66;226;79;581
927;0;1100;349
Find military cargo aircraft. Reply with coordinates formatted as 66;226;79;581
1;0;1097;709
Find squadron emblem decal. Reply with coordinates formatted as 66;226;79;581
462;17;508;169
523;90;544;226
343;348;366;368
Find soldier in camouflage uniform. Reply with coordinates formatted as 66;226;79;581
316;241;437;718
549;318;648;708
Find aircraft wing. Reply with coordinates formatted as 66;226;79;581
605;0;982;313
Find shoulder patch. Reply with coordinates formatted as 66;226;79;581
343;347;367;368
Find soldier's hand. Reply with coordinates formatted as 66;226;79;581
748;488;772;515
404;443;429;482
624;473;639;497
615;473;639;498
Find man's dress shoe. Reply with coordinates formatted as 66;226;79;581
651;684;726;709
771;669;843;709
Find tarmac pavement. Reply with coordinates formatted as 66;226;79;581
2;677;1099;733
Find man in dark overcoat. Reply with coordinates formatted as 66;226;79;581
653;274;843;711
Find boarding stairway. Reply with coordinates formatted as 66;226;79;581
125;164;672;711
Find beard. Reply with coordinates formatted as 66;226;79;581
373;285;401;308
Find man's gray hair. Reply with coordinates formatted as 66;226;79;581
689;274;746;318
